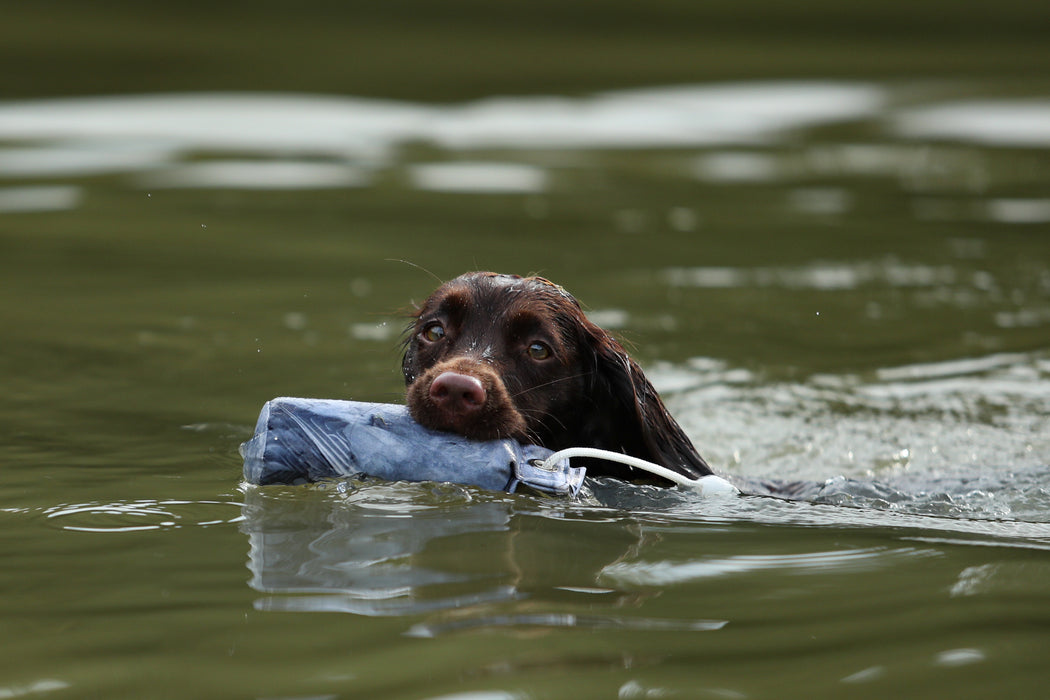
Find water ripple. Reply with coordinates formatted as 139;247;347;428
405;613;727;638
43;499;243;532
666;350;1050;518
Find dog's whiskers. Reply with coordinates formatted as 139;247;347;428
510;372;588;400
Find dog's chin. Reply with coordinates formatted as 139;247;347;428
409;406;527;442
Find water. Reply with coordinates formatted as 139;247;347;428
3;3;1050;698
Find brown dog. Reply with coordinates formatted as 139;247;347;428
402;272;712;483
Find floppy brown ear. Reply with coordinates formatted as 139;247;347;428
579;324;713;480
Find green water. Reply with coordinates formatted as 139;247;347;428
3;2;1050;698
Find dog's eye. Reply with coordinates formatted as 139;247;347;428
422;323;445;343
527;342;551;360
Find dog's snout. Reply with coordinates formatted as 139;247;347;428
429;371;487;412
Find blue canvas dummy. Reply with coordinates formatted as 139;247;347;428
241;398;586;497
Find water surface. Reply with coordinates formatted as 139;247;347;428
2;28;1050;700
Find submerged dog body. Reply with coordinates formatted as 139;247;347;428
402;272;712;482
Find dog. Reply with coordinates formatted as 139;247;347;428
402;272;712;483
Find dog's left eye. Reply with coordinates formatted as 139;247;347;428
422;323;445;343
527;342;551;360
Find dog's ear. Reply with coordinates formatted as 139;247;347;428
579;323;713;481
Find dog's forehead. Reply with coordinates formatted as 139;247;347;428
465;272;578;305
421;272;583;331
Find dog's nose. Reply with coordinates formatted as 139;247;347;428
429;372;486;412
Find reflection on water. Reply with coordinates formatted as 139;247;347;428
242;483;523;616
235;469;1050;648
239;482;711;632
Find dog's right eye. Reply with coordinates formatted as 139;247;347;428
422;323;445;343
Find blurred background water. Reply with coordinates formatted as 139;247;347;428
2;2;1049;698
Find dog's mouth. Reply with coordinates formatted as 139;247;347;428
406;361;529;442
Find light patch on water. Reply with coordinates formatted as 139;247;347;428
995;308;1050;328
429;81;885;150
0;143;176;177
0;185;81;213
796;143;991;193
840;666;886;684
349;321;398;342
647;359;752;394
406;613;727;638
614;207;649;233
257;587;513;616
693;151;779;182
555;586;617;594
2;84;1046;222
0;93;427;159
948;561;1050;598
875;353;1031;382
787;187;853;215
893;99;1050;147
933;648;986;667
0;82;884;171
808;143;915;177
985;198;1050;224
665;266;746;289
857;374;1050;403
0;679;71;699
585;308;630;329
949;563;998;597
666;205;700;232
664;258;956;290
407;161;547;194
425;692;528;700
137;160;369;190
619;679;725;699
280;312;308;332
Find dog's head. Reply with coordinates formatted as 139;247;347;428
402;272;583;442
402;272;712;480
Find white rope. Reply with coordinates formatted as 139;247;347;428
540;447;739;497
